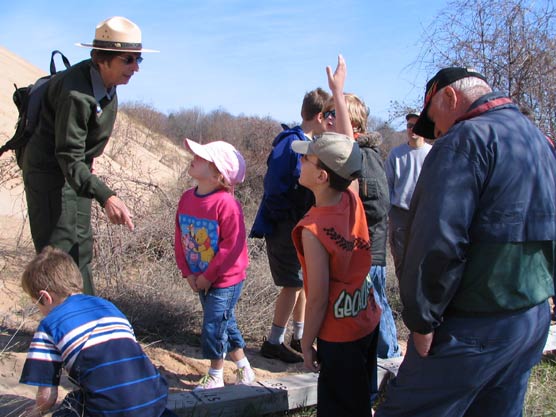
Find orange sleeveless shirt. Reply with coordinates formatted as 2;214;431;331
292;189;381;342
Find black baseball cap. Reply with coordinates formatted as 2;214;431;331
413;67;487;139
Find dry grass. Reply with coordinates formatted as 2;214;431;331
87;165;278;347
2;106;556;416
4;170;555;416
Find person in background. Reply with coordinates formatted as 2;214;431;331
22;16;158;295
175;139;255;390
250;88;330;363
19;246;175;417
322;94;400;359
385;111;431;282
376;67;556;417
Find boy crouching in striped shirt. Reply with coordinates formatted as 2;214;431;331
19;246;177;417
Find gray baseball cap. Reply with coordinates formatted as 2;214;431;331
291;132;361;180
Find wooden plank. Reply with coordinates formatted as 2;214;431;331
14;324;556;417
168;324;556;416
377;356;404;377
544;324;556;352
258;372;319;410
169;383;286;417
168;366;394;416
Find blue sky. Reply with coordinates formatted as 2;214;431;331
1;1;448;127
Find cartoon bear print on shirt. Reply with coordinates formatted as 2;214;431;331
179;214;219;273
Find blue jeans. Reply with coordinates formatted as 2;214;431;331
371;265;401;358
376;301;550;417
199;282;246;359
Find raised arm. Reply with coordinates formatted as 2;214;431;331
326;54;352;138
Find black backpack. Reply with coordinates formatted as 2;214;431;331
0;50;71;168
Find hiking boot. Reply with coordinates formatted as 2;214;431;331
193;374;224;391
234;366;256;385
261;339;303;363
290;336;302;354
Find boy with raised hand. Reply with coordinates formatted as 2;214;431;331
322;90;400;359
290;55;381;417
19;246;176;417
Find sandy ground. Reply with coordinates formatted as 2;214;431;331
0;265;303;416
0;45;298;416
0;46;407;416
0;45;305;417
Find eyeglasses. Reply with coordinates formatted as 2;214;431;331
118;55;143;65
323;110;336;119
406;122;415;129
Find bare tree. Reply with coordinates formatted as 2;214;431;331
418;0;556;136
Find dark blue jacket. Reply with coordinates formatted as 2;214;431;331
250;126;314;238
400;92;556;333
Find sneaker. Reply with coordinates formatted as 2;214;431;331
193;374;224;391
234;366;256;385
260;339;303;363
290;336;302;354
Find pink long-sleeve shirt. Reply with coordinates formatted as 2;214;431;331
174;187;248;288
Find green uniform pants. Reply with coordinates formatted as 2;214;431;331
24;172;95;295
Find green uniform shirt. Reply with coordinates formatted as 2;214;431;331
23;59;117;206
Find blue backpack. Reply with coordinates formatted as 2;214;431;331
0;50;70;168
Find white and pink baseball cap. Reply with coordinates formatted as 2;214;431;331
183;139;246;186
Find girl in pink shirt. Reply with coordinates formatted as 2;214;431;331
174;139;254;390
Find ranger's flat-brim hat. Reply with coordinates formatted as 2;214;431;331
76;16;159;53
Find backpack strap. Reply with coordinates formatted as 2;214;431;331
49;50;71;75
0;51;71;162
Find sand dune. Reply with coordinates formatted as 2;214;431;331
0;46;189;242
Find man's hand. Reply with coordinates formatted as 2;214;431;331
412;331;434;357
104;195;134;231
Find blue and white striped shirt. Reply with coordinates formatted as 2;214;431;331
20;294;168;417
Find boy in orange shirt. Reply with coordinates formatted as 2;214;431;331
290;56;381;417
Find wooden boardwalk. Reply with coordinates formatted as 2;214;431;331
168;324;556;416
2;326;554;416
167;356;403;416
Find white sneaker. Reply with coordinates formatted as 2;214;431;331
194;374;224;391
234;366;256;385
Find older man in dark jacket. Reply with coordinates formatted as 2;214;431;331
377;68;556;417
